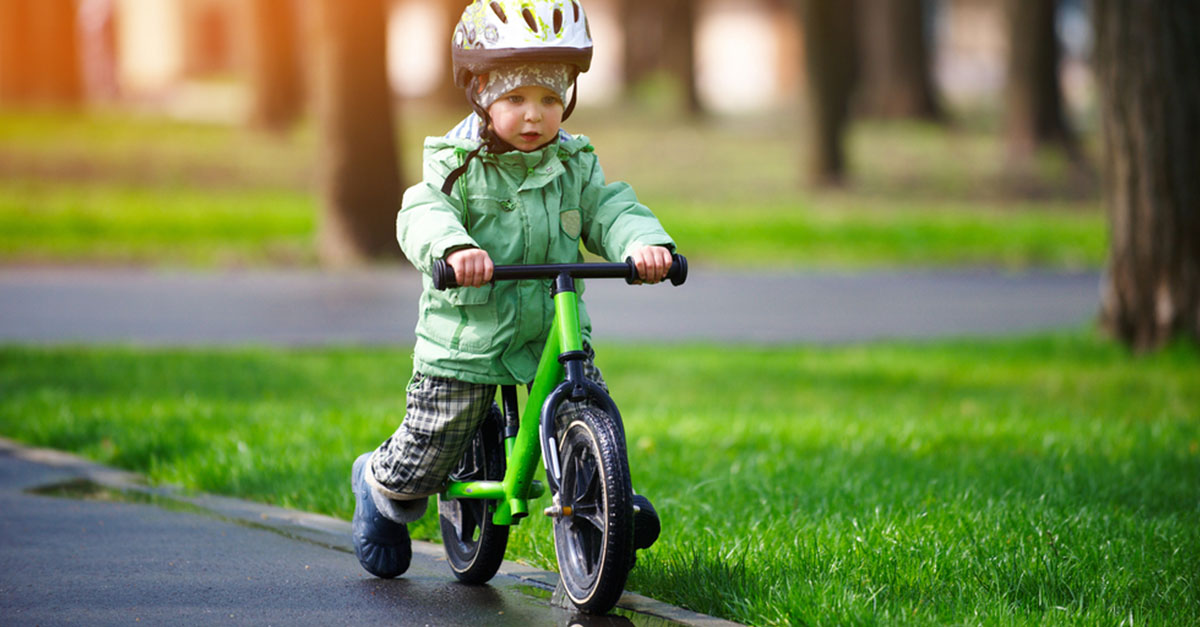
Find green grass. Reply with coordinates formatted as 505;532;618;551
0;107;1106;270
0;180;316;265
649;197;1102;270
3;335;1197;625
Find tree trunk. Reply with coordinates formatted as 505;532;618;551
1095;0;1200;351
33;0;82;104
433;0;468;105
619;0;659;92
311;0;403;265
857;0;942;121
798;0;857;186
247;0;305;132
619;0;701;114
1004;0;1075;161
0;0;82;105
662;0;701;115
0;0;33;102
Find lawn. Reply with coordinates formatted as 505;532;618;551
0;106;1106;270
2;334;1196;625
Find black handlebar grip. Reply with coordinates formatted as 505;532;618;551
624;253;688;286
669;253;688;286
432;259;458;290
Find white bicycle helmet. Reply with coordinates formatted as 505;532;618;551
451;0;593;90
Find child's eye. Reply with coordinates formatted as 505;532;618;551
507;95;524;104
542;96;561;106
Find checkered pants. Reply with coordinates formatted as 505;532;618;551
369;354;607;499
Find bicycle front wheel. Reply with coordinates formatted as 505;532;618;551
553;408;634;614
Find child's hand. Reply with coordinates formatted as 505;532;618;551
630;245;673;284
446;248;494;288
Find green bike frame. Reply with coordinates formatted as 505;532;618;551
441;272;602;525
434;256;684;526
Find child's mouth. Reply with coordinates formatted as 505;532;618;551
520;132;541;142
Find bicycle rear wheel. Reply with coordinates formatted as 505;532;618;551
553;408;634;614
438;407;509;584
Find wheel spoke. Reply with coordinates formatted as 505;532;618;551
574;507;604;534
459;502;480;544
570;451;598;504
571;517;602;575
444;502;460;524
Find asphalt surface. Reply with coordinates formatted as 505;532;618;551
0;439;733;626
0;266;1100;345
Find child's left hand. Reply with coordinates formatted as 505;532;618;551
630;245;673;284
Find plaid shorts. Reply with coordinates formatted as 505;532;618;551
369;353;607;499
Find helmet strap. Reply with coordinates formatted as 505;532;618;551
562;69;580;121
467;75;491;129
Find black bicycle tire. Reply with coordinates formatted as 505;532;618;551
553;408;634;614
438;409;510;584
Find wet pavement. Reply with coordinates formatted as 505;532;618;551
0;439;736;626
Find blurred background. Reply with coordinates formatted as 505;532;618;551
0;0;1094;117
0;0;1194;349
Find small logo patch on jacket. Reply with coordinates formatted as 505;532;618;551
561;209;582;239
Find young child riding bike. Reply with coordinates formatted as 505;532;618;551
352;0;675;578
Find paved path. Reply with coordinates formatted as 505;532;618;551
0;439;734;626
0;266;1100;344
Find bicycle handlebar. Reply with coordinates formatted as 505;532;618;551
432;254;688;290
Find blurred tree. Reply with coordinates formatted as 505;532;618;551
1095;1;1200;350
247;0;305;132
798;0;857;186
0;1;32;101
857;0;943;121
662;0;700;115
433;0;469;105
311;0;403;265
1004;0;1076;161
0;0;82;105
619;0;700;114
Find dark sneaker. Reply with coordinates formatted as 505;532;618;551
632;493;660;550
351;453;412;578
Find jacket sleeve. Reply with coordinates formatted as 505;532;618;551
578;153;676;262
395;148;479;275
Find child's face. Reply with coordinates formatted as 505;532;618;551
487;85;564;152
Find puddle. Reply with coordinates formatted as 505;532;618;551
26;477;351;553
28;478;202;513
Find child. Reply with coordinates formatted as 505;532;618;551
351;0;673;578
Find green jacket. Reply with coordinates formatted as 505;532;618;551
397;126;675;385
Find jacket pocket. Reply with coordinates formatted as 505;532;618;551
464;196;514;234
447;282;492;306
429;282;498;353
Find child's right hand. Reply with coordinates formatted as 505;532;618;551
445;248;494;288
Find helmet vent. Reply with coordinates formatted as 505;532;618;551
553;8;563;34
572;2;580;22
522;7;538;32
490;1;507;23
